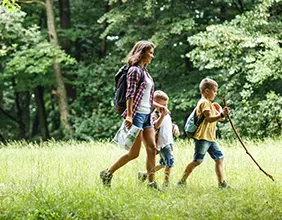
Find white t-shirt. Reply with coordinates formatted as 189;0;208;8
136;73;153;114
156;114;173;150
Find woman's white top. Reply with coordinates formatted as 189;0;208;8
136;73;153;114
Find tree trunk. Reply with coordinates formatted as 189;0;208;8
23;91;31;140
34;86;50;140
58;0;71;53
45;0;73;137
0;133;5;144
0;89;6;143
15;90;26;139
99;1;110;58
58;0;76;101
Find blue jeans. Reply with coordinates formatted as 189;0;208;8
193;139;224;162
159;144;174;168
132;112;153;129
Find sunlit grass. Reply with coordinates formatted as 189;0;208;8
0;138;281;219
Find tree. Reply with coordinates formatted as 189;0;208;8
187;0;282;137
2;0;279;140
45;0;73;137
17;0;74;137
0;5;75;140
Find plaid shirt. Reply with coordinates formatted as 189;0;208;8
121;65;154;119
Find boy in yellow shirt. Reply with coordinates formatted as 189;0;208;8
177;78;230;188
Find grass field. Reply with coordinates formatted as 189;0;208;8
0;138;281;219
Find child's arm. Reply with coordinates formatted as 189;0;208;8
154;108;167;129
172;124;180;137
153;101;169;114
213;103;225;122
203;104;230;123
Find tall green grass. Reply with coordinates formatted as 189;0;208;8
0;139;281;219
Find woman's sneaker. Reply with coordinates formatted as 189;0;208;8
100;169;113;187
218;180;231;189
162;181;170;188
176;179;187;187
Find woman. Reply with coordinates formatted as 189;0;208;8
100;40;166;190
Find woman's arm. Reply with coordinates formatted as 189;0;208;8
125;98;134;129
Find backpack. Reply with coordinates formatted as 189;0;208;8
114;65;145;115
184;106;205;138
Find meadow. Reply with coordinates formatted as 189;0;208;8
0;138;281;219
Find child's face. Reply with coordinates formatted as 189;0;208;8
154;98;168;110
205;86;218;101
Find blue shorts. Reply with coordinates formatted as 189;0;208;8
159;144;174;168
132;112;153;129
193;139;224;162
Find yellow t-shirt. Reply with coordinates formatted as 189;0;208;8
193;97;217;141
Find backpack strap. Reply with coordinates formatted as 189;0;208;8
135;64;145;85
194;104;205;126
196;114;205;126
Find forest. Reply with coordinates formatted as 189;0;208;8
1;0;282;142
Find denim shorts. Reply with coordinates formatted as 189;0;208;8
159;144;174;168
132;112;153;129
193;139;224;162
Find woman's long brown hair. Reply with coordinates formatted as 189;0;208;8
127;40;155;66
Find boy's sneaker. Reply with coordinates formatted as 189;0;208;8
100;169;113;187
162;181;170;188
218;180;231;189
138;171;147;182
147;181;162;192
176;179;187;187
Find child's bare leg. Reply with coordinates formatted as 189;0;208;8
181;161;201;181
215;158;225;183
164;167;171;182
154;164;163;172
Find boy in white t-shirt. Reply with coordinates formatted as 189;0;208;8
138;90;180;187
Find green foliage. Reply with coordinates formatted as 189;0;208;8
0;6;76;90
0;0;20;10
1;0;281;140
70;56;123;140
223;91;282;138
0;6;76;140
187;0;282;138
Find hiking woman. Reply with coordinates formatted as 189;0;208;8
100;40;165;190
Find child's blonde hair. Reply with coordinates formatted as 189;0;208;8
154;90;169;101
199;78;218;94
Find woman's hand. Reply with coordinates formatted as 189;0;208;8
125;115;133;129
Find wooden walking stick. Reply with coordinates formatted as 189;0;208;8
222;97;274;182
